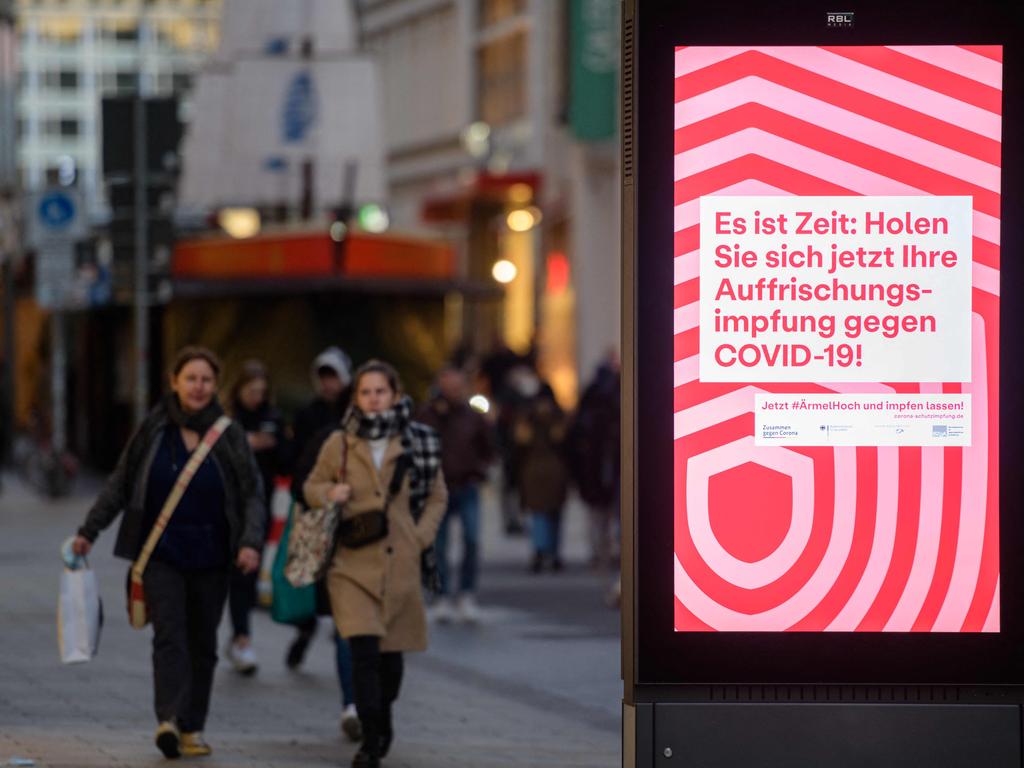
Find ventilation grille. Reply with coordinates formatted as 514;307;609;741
707;686;962;703
622;13;634;183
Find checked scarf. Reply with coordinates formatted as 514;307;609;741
342;395;442;522
343;395;444;593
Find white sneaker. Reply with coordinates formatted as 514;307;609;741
340;703;362;742
225;639;258;675
430;596;456;624
457;593;482;624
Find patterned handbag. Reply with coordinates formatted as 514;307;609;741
284;438;347;587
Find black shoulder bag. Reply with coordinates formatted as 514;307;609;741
336;454;410;549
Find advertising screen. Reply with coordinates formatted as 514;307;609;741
672;46;1002;633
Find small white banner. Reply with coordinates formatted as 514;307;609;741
754;393;971;447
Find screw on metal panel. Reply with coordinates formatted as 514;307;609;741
664;747;673;758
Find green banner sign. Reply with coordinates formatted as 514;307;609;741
569;0;618;141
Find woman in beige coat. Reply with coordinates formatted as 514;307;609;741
305;360;446;768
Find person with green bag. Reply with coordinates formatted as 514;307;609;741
279;360;361;742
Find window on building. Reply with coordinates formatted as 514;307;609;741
36;18;83;47
99;20;139;44
116;72;138;93
478;0;527;27
477;29;527;127
60;118;80;138
115;26;139;43
171;72;192;94
59;70;79;90
155;19;204;52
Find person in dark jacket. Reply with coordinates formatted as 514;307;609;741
568;352;621;569
285;346;361;741
71;346;265;759
291;346;353;467
224;359;287;675
513;383;570;573
416;365;495;622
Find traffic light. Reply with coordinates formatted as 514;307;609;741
101;96;182;302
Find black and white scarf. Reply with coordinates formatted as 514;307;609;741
343;395;442;521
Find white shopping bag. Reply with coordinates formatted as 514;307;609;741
57;564;103;664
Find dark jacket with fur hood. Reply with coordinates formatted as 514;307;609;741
78;397;266;561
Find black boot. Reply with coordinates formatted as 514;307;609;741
352;709;381;768
379;704;393;757
285;626;315;670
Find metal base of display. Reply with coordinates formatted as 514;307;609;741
625;688;1022;767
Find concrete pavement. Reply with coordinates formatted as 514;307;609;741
0;473;621;767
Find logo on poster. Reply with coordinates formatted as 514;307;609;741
826;11;854;27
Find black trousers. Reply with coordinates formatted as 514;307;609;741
349;636;404;754
145;560;229;732
228;567;257;639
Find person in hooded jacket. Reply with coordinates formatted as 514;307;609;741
305;359;447;768
291;346;353;464
286;345;362;740
224;359;287;675
70;346;265;759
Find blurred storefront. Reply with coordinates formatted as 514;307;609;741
356;0;620;407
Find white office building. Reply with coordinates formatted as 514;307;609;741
15;0;221;218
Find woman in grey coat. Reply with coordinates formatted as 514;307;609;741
71;346;266;759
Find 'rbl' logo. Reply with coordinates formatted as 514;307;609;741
826;11;854;26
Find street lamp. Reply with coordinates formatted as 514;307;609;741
492;258;518;283
218;207;261;239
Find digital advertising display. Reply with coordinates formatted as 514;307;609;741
672;46;1003;633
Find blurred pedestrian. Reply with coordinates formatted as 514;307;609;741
292;346;353;464
481;343;533;535
286;345;360;740
305;360;447;768
70;346;265;759
513;381;570;573
224;359;286;675
416;365;495;622
568;351;621;570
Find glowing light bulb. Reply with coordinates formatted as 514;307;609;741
492;259;518;284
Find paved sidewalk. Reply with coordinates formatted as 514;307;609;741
0;473;621;768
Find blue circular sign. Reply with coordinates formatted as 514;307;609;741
38;192;76;231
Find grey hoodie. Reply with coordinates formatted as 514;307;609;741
310;346;352;393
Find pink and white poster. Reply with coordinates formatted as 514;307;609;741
672;46;1002;632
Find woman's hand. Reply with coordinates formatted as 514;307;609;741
247;431;277;451
327;483;352;504
236;546;260;574
71;535;92;556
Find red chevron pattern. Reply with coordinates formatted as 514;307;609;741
673;46;1002;632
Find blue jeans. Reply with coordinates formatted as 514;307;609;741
435;485;481;595
530;508;563;557
334;629;355;707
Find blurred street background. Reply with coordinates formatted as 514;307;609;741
0;0;623;764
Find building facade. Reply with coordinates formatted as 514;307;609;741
15;0;221;218
356;0;620;405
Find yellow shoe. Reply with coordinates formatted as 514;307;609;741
155;721;181;759
180;732;212;757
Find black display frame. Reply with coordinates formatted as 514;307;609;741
625;0;1024;688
